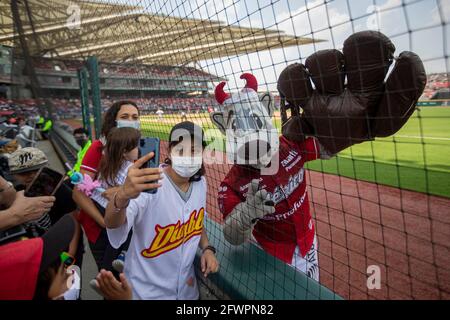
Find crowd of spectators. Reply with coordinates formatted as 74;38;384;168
101;96;218;113
420;73;449;100
0;96;218;119
0;98;80;120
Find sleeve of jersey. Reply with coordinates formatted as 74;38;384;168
218;179;243;219
106;197;140;249
80;140;102;174
300;137;320;162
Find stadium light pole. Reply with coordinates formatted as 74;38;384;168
87;56;102;139
77;67;92;140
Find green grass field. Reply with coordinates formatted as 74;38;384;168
303;107;450;198
137;107;450;198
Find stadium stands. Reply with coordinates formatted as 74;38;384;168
420;73;449;100
0;96;218;120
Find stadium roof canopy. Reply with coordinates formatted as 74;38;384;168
0;0;320;66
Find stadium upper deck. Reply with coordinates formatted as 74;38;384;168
0;46;222;98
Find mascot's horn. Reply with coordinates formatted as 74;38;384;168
240;73;258;92
215;82;230;104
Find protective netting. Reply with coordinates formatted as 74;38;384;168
3;0;449;299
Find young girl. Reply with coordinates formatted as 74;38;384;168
88;127;140;272
73;100;140;271
104;121;219;300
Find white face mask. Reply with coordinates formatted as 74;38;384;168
116;120;140;130
171;156;202;178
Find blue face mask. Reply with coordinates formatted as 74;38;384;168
116;120;140;130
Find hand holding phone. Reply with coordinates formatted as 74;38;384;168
13;190;55;223
121;152;163;200
25;167;65;197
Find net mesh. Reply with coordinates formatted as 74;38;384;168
3;0;449;299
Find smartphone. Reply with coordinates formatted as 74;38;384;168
25;167;65;197
138;137;160;193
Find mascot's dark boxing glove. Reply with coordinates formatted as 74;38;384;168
277;30;426;154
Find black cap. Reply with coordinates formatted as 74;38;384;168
169;121;205;146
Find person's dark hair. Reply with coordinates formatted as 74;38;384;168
164;136;205;182
73;127;88;136
99;127;140;187
33;259;60;300
101;100;139;138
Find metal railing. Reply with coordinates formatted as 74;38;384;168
48;122;79;171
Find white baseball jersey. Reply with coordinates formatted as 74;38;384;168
107;170;207;300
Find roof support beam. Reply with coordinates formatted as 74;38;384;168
56;25;217;57
0;11;142;41
135;33;286;61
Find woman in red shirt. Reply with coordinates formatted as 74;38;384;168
73;100;140;271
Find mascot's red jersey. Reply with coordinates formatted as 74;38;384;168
218;136;320;263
